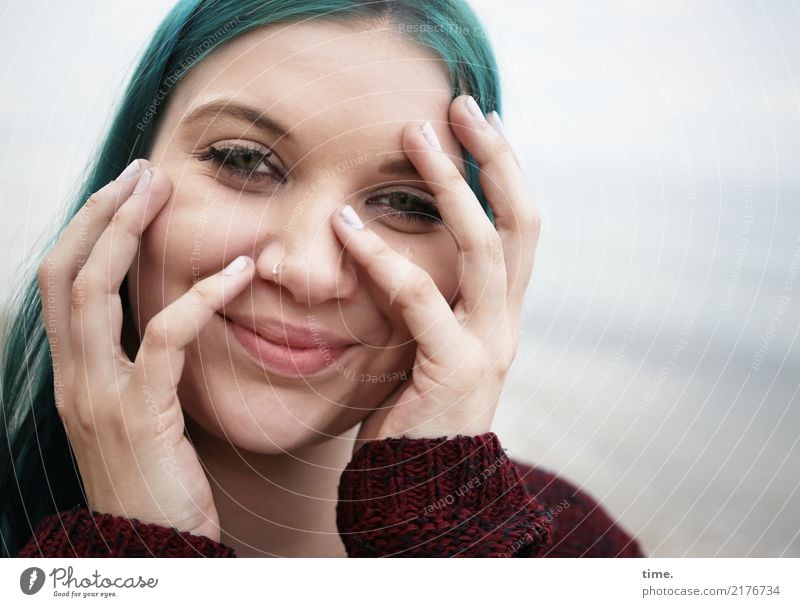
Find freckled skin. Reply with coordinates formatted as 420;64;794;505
123;20;463;455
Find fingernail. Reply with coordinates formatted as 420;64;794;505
420;121;442;151
116;159;141;182
487;111;507;138
465;95;486;122
133;168;152;194
339;205;364;230
223;255;250;275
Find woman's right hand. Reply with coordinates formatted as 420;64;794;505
36;159;255;542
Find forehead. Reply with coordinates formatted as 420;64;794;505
173;20;456;148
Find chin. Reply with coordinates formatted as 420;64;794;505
177;353;365;455
171;311;398;454
186;406;349;454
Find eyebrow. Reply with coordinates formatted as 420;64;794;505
182;100;294;141
183;100;467;180
377;154;467;181
377;156;423;180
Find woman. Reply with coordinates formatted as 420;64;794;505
1;0;643;557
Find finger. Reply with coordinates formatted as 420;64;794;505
130;256;256;407
331;204;461;353
448;95;542;320
71;166;171;380
401;119;507;329
38;159;149;370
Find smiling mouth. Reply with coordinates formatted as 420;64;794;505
219;313;355;378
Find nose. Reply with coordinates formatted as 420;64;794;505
253;200;359;307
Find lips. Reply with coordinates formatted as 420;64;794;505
220;313;356;378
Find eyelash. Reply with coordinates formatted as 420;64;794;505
198;144;283;184
369;192;442;225
197;144;441;226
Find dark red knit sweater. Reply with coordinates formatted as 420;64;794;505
17;433;644;557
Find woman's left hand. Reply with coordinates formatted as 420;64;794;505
331;94;542;449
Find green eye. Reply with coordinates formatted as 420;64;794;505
368;191;442;225
201;145;283;182
227;149;270;172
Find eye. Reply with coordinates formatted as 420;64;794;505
367;191;442;230
197;142;284;187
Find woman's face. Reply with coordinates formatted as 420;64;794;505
126;20;465;453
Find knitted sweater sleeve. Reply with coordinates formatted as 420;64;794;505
18;433;642;558
516;465;646;557
336;432;553;557
16;508;236;557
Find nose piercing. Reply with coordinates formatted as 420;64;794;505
269;241;284;283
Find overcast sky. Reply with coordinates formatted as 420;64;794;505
1;0;797;276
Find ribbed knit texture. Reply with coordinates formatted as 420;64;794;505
337;432;551;557
16;507;235;557
17;432;644;558
519;466;643;557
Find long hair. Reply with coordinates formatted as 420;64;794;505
0;0;501;557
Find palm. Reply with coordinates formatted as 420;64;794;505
356;326;498;447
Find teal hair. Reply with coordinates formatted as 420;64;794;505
0;0;501;557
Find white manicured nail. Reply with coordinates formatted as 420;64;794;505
223;255;250;275
340;205;364;230
465;95;486;122
420;121;442;151
117;159;141;182
133;168;152;194
487;111;507;138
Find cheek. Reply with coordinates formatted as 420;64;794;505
130;184;240;329
401;233;460;304
364;233;460;338
424;238;461;304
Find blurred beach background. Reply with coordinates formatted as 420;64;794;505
1;1;798;556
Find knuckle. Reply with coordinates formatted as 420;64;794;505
142;316;170;351
515;207;542;242
526;207;543;236
493;361;511;383
74;193;103;226
408;270;434;299
37;257;54;289
108;207;130;228
501;324;520;368
481;231;504;265
490;136;514;161
502;340;517;369
69;398;102;435
442;168;467;192
109;206;145;240
71;271;90;308
189;280;213;305
369;234;395;260
490;349;513;380
74;266;104;297
83;192;102;214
